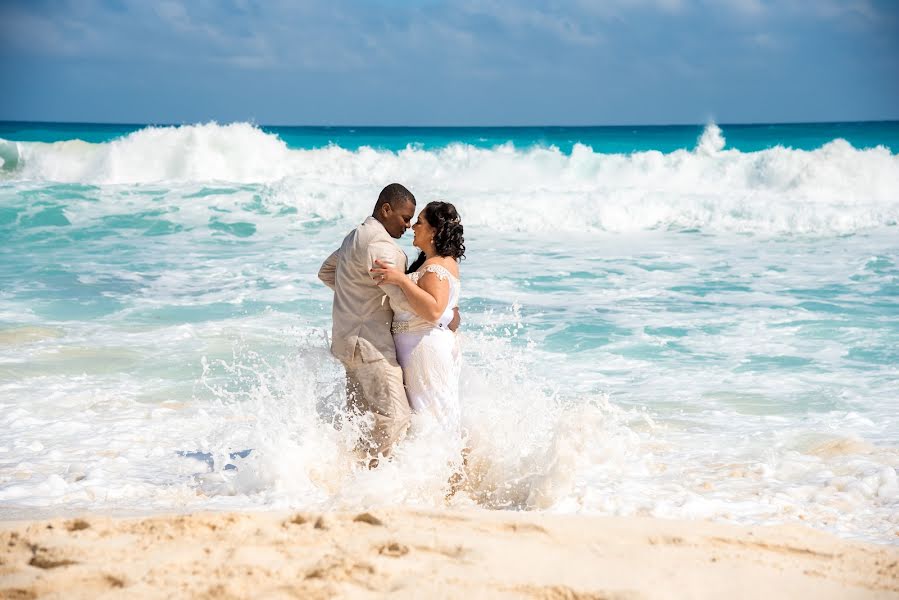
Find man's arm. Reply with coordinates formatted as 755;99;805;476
318;249;339;290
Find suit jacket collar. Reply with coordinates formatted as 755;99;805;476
364;216;385;232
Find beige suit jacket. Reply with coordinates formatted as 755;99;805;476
318;217;408;363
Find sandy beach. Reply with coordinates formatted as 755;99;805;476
1;509;896;599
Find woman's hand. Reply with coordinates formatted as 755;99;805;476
370;259;406;286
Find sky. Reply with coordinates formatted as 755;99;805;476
0;0;897;126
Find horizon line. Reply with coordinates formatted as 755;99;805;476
1;118;898;129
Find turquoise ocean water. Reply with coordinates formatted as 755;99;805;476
0;121;897;543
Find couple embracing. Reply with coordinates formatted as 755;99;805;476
318;183;464;467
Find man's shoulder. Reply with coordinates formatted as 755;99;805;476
342;220;375;246
360;221;399;249
340;221;396;260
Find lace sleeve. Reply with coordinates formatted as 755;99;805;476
421;264;452;281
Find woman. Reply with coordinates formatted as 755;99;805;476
370;201;464;432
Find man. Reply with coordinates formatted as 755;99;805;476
318;183;456;464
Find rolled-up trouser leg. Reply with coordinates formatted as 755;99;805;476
343;351;410;459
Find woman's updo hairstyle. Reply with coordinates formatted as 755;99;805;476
407;201;465;273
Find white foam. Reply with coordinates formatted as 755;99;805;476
0;139;20;171
3;323;895;541
696;122;726;155
2;124;898;542
3;122;898;234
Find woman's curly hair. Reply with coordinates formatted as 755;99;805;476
407;201;465;273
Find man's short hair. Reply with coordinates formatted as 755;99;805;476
374;183;416;212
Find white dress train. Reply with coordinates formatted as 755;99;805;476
389;264;461;433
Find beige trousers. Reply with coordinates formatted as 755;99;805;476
343;347;410;460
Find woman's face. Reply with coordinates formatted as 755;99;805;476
411;211;435;251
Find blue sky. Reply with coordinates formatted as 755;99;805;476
1;0;897;125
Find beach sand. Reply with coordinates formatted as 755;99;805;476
1;509;896;599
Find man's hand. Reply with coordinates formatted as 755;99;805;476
448;307;461;332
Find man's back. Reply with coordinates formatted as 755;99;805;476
320;217;407;363
317;184;418;464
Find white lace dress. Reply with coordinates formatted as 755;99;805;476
389;264;461;432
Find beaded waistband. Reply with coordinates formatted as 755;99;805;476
391;321;414;334
391;320;447;334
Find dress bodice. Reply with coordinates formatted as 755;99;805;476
390;264;460;334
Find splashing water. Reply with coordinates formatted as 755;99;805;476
1;121;897;543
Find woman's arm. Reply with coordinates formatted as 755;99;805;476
371;259;450;322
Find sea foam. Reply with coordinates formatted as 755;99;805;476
1;122;897;542
2;122;898;235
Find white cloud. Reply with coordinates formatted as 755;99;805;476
781;0;880;22
574;0;687;17
747;32;779;49
717;0;766;16
462;1;603;46
155;1;190;29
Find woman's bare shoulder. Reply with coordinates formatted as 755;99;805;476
430;256;459;278
420;256;460;281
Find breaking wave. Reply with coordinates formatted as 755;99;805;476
3;122;898;234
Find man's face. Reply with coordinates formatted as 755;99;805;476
380;200;415;239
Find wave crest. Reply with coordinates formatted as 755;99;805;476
7;122;295;184
3;122;898;234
